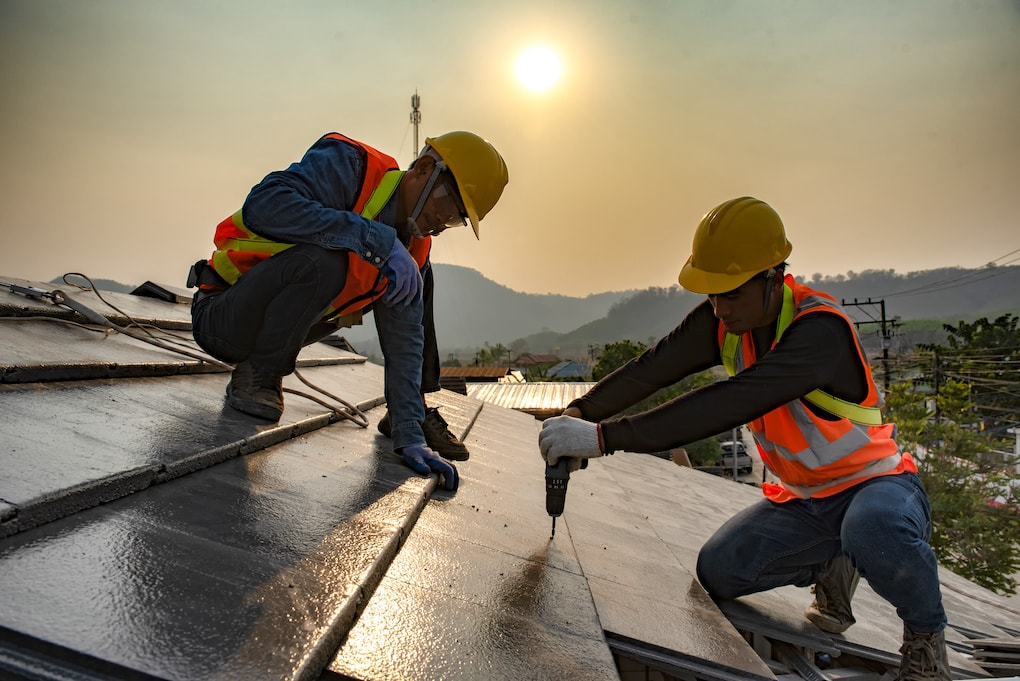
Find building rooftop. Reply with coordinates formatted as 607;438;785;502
1;275;1018;681
466;381;595;420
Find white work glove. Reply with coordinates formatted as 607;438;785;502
539;415;603;469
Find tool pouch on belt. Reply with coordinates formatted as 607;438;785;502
187;260;230;304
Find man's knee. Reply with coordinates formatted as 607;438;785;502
696;539;740;600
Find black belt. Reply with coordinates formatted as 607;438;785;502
187;260;230;304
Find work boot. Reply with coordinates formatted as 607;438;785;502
377;410;393;438
377;407;470;461
422;407;469;461
896;626;951;681
805;554;859;634
226;360;284;422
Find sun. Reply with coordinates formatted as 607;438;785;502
515;45;562;93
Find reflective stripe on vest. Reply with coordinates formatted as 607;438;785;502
211;169;404;286
717;276;911;501
205;133;431;316
721;284;882;426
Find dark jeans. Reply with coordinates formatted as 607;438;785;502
421;262;440;393
696;472;947;633
192;244;352;376
191;244;437;446
192;245;442;386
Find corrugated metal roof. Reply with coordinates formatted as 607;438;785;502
1;274;1018;681
439;366;513;379
467;381;595;419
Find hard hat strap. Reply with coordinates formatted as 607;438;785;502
761;267;779;316
407;154;448;226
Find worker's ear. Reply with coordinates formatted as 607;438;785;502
411;154;435;176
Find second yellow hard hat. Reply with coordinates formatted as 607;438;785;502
678;196;793;294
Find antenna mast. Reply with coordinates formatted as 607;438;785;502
410;90;421;156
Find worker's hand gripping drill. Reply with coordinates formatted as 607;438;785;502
539;414;604;538
539;414;604;465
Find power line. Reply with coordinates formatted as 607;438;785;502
883;261;1020;300
863;248;1020;299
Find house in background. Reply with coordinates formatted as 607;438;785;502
546;359;591;380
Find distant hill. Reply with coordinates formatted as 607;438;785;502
70;264;1020;362
341;263;639;356
345;264;1020;361
517;266;1020;360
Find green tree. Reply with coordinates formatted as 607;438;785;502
885;379;1019;594
473;342;511;367
922;314;1020;432
592;340;648;380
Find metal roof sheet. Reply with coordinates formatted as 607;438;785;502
467;381;595;418
1;275;1018;681
439;366;513;379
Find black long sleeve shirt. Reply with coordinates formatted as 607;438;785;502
569;298;870;454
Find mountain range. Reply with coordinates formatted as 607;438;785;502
344;263;1020;361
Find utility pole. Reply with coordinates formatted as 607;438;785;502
841;297;892;389
410;91;421;155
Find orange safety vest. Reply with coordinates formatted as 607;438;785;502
718;275;915;503
206;133;431;318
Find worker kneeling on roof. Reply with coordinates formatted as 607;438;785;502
538;197;950;680
188;131;508;491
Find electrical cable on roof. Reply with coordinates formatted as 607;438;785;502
3;273;370;427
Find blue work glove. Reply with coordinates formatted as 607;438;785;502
539;415;603;471
398;444;459;491
380;239;423;308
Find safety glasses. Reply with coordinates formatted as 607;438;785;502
431;176;468;229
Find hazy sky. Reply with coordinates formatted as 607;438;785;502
1;1;1018;297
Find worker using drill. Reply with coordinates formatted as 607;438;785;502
538;197;950;680
189;131;508;488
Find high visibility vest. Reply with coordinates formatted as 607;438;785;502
718;275;915;502
206;133;431;318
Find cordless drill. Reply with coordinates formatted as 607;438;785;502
545;457;587;539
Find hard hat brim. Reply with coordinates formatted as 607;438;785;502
462;194;481;239
678;257;758;295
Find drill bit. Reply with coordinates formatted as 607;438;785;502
550;516;557;539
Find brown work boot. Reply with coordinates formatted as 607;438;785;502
805;554;859;634
896;626;951;680
423;407;469;461
377;407;470;461
226;360;284;421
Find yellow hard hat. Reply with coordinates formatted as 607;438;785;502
425;132;509;238
678;196;793;294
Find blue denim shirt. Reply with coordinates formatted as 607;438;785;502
241;134;427;451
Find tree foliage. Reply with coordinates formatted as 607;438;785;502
920;314;1020;433
885;379;1019;594
592;340;648;380
471;342;511;366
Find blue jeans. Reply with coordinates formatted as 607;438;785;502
192;243;427;450
696;472;946;633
